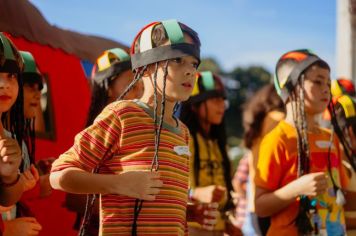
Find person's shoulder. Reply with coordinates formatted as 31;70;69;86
260;120;289;149
93;100;144;125
262;120;287;140
106;100;142;112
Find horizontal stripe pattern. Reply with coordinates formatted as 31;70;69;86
52;100;190;235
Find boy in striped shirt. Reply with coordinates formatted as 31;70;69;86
50;20;214;235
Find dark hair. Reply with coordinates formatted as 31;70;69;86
243;84;284;148
22;79;43;165
329;99;356;170
86;81;111;127
2;73;24;155
179;96;234;211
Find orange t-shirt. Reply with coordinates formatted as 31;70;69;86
255;120;349;236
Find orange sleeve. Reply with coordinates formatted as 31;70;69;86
255;132;286;190
51;103;122;173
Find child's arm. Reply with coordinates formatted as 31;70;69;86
255;172;327;217
50;167;163;201
0;137;24;206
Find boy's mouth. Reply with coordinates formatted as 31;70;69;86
0;95;11;101
181;82;192;88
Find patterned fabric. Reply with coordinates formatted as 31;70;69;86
188;132;227;230
51;100;191;236
233;155;249;228
255;120;349;236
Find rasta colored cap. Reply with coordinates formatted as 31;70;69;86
189;71;226;104
91;48;131;86
20;51;43;90
331;78;356;97
0;32;24;73
274;49;330;103
130;19;200;71
334;95;356;126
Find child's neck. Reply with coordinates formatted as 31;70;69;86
139;94;176;126
285;103;320;133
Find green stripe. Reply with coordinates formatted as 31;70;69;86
108;48;130;62
161;19;184;44
201;71;215;90
0;33;15;60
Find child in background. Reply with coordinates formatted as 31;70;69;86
50;20;215;235
329;94;356;234
0;33;35;234
180;71;235;235
255;49;349;235
232;84;285;235
1;51;44;236
86;48;143;126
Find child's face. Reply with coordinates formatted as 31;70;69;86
108;69;142;101
144;33;199;102
153;55;199;102
197;97;226;125
0;72;19;113
23;82;41;119
302;66;331;115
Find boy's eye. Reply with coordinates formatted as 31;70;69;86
7;73;17;80
171;58;182;64
192;62;199;69
313;80;322;85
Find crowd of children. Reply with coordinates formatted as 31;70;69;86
1;18;356;236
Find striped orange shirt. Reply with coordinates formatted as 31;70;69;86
51;100;191;235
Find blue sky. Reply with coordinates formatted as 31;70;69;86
30;0;336;74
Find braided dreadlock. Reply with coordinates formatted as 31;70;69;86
291;76;314;234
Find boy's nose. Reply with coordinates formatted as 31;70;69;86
0;79;10;89
184;66;196;77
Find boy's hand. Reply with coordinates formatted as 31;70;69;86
292;172;328;197
113;171;163;201
22;165;40;192
39;174;52;197
192;185;226;203
4;217;42;236
0;137;22;183
188;202;219;230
